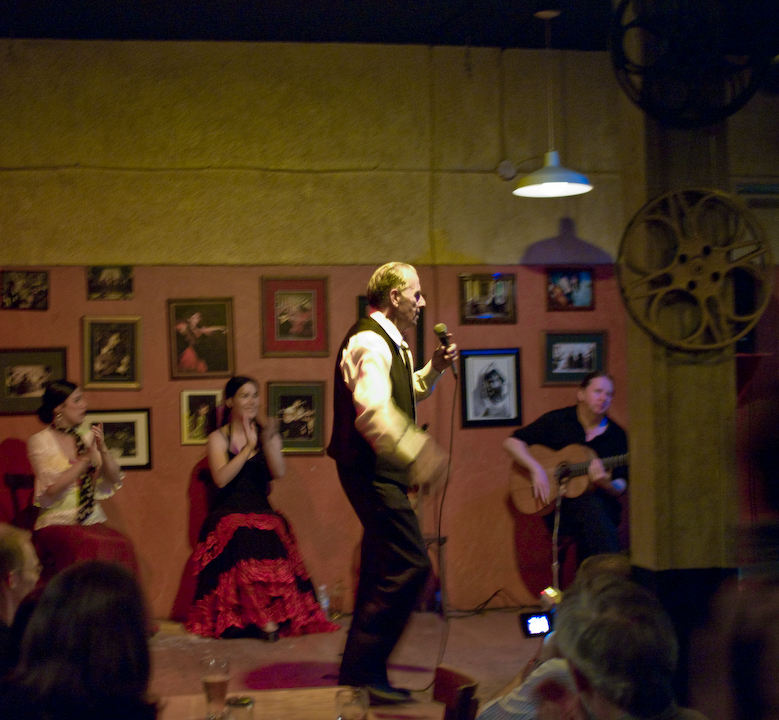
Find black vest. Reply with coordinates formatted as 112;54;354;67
327;316;415;486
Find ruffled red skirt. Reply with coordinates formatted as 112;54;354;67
185;512;338;638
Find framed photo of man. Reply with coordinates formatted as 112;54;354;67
542;331;607;386
460;348;522;428
83;317;142;390
168;298;234;379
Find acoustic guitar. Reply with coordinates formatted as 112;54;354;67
510;444;629;516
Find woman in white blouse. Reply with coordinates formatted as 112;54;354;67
27;381;136;586
27;380;124;528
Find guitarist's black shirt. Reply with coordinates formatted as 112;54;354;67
512;405;628;558
512;405;629;484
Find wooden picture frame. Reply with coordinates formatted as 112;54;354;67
261;277;329;357
79;409;152;469
459;274;516;324
546;267;594;311
1;270;49;310
168;298;234;379
83;316;142;390
87;266;134;300
460;348;522;428
180;389;223;445
0;347;66;415
542;331;607;386
267;381;326;455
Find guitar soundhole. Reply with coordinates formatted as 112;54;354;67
555;463;572;481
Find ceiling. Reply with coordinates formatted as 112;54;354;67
0;0;613;51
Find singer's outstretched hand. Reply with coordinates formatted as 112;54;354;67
432;335;458;373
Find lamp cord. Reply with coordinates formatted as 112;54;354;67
545;17;555;152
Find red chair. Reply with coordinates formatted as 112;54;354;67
433;665;479;720
169;457;216;622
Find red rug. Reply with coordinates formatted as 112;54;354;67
244;661;340;689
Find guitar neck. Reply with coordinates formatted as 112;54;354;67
561;453;629;480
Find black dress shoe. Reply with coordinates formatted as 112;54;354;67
365;684;410;705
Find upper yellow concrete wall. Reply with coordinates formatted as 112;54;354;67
0;40;630;265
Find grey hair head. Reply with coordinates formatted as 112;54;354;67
366;262;415;310
555;574;678;718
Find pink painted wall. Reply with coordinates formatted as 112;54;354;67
0;264;628;617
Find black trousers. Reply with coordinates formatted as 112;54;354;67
544;490;622;562
336;462;431;687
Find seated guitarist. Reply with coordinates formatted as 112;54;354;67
503;371;628;563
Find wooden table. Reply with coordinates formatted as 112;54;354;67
158;686;445;720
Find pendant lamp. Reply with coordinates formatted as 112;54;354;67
513;11;592;198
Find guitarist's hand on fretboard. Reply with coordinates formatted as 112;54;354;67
587;457;611;488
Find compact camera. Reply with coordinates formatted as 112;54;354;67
519;611;553;637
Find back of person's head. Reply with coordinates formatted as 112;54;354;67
575;553;632;585
691;577;779;720
13;560;151;705
366;262;415;309
36;380;77;424
555;575;678;719
0;524;27;580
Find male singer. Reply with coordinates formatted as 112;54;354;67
328;262;457;705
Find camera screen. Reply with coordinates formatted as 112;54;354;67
520;612;552;637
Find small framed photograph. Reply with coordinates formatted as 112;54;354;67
1;270;49;310
267;381;326;455
79;409;151;470
168;298;235;378
0;347;66;415
87;266;134;300
261;277;329;357
459;274;516;324
546;268;594;311
83;316;142;390
460;348;522;428
542;331;607;386
180;389;223;445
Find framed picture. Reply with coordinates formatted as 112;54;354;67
78;409;151;470
546;268;594;311
459;274;516;324
267;381;326;454
542;331;607;386
168;298;234;378
0;347;66;415
87;266;134;300
1;270;49;310
83;316;142;390
261;277;329;357
180;389;223;445
460;348;522;428
358;294;425;370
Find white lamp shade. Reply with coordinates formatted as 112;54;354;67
513;151;593;198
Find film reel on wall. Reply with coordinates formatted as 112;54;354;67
610;0;774;129
616;188;773;351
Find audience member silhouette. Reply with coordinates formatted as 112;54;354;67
0;525;41;677
0;560;156;719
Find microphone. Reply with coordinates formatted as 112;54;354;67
433;323;458;378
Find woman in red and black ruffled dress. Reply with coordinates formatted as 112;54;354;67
185;376;337;641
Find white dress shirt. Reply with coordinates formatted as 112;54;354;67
338;311;443;468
